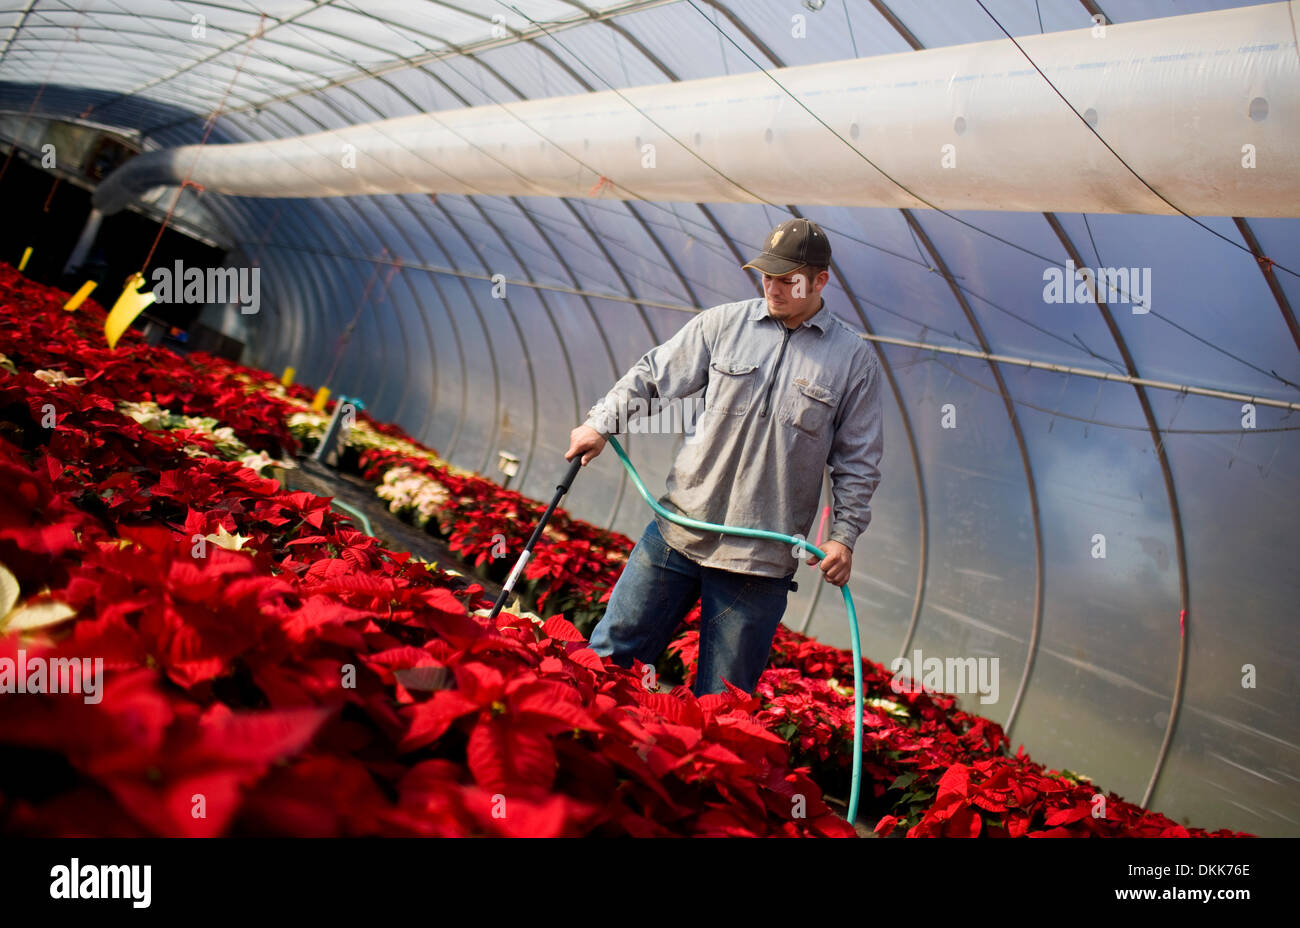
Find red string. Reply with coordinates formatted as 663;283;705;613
137;14;266;276
42;175;60;212
322;249;394;387
0;85;44;184
1179;608;1186;636
0;4;87;186
815;505;829;546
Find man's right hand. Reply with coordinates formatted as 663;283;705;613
566;425;608;465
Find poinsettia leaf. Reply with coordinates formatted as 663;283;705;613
400;690;480;752
192;705;332;767
889;772;918;791
944;804;982;837
466;720;556;793
0;562;18;617
936;763;970;803
874;814;899;837
285;535;331;547
469;790;587;839
566;647;604;671
4;598;78;631
1044;804;1092;826
393;666;453;692
972;792;1010;813
540;615;585;642
513;691;598;731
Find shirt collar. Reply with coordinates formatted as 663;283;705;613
748;296;831;334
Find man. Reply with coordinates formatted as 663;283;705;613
565;218;884;698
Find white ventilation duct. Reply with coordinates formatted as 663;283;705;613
95;2;1299;218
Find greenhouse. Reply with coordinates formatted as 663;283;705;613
0;0;1296;843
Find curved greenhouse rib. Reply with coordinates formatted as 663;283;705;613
94;3;1300;218
834;282;931;667
455;47;670;501
903;209;1046;738
245;104;419;425
1044;214;1192;812
338;62;563;480
1233;217;1300;354
779;203;930;656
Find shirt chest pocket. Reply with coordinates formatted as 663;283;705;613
779;377;838;437
706;358;760;416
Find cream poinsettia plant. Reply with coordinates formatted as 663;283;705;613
117;399;293;473
284;404;479;486
375;466;451;527
33;368;86;386
285;408;469;468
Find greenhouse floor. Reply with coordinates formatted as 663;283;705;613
282;456;506;605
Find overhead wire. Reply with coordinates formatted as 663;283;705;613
1079;214;1299;392
973;0;1299;280
681;0;1300;392
491;0;1144;373
310;1;1106;369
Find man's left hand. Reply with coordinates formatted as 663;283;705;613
806;540;852;586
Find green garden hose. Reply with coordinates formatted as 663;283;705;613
606;435;863;827
329;498;375;538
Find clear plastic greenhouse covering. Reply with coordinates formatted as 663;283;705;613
0;0;1296;836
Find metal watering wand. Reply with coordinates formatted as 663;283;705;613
487;435;864;826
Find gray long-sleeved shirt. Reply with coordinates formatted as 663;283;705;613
582;296;884;579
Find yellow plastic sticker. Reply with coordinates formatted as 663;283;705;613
105;272;157;349
63;280;97;311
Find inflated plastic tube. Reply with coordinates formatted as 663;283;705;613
605;435;864;827
95;2;1299;218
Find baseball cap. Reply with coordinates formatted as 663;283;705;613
741;218;832;276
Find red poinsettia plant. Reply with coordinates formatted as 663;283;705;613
0;265;1251;838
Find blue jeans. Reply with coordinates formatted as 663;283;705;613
588;520;795;698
